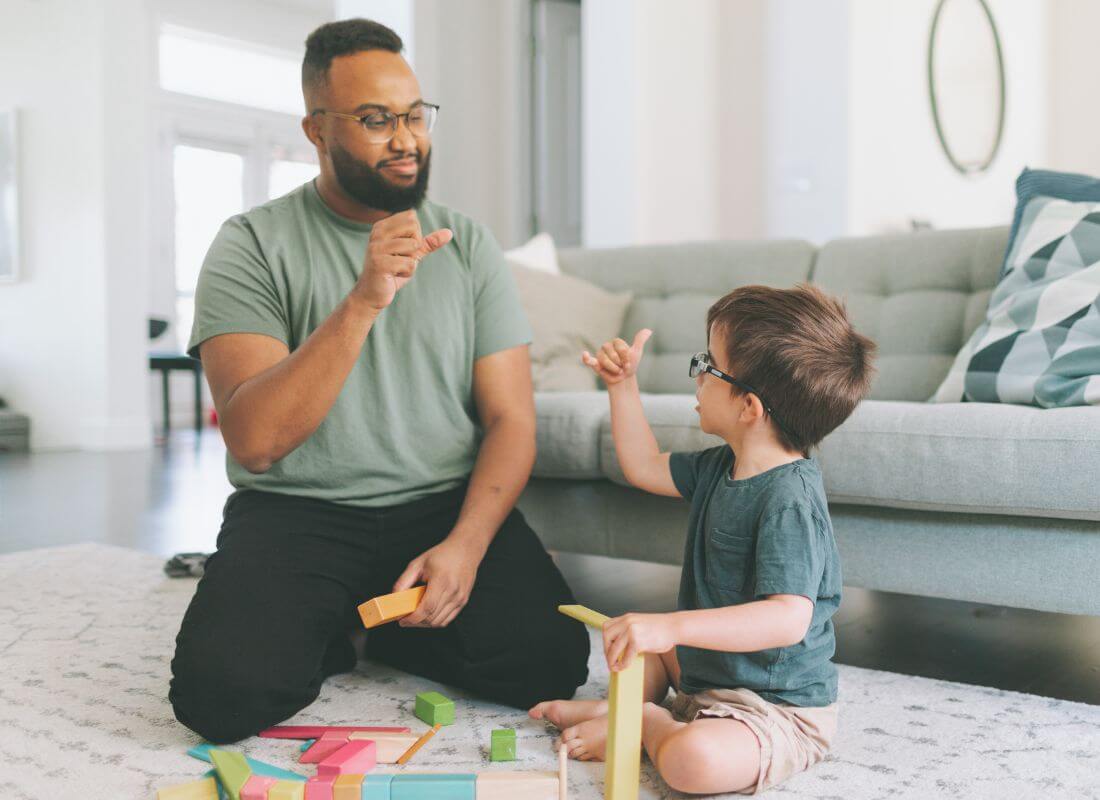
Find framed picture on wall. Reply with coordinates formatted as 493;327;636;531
0;108;19;283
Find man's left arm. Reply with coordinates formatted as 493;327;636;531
393;344;536;627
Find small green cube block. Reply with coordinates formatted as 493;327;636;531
414;690;455;726
490;728;516;761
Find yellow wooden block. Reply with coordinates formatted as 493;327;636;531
605;657;644;800
557;604;609;629
358;586;426;628
267;779;306;800
475;771;558;800
333;773;364;800
156;777;220;800
347;731;421;762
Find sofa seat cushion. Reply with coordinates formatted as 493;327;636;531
591;395;1100;522
533;392;614;478
816;400;1100;521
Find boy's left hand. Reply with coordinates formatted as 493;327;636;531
603;612;678;672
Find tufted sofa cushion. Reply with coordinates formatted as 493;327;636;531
556;240;817;394
811;226;1010;402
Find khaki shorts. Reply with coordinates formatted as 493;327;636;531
668;687;837;795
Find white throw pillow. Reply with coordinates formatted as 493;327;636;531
503;232;560;275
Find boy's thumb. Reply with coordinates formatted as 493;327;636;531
633;328;653;352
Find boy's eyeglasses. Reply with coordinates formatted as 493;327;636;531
689;352;794;440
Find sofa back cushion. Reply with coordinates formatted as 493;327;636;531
555;240;816;393
811;226;1009;401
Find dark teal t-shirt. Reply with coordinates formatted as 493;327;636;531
669;446;841;707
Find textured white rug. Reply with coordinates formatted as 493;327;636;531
1;543;1098;799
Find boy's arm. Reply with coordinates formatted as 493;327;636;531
603;596;813;670
607;376;679;497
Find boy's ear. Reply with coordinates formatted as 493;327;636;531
740;392;766;424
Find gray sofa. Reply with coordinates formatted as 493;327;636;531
517;226;1100;617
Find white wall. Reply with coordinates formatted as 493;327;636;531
1047;0;1100;178
846;0;1048;237
0;0;152;451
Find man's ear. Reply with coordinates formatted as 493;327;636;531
302;115;325;152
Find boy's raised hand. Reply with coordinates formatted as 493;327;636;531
582;328;652;386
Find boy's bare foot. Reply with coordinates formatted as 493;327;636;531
559;714;609;762
528;699;609;730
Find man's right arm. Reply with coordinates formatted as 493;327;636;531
200;294;380;473
199;209;452;473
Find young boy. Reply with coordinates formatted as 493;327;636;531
529;284;876;795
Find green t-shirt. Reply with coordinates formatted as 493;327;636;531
189;181;532;507
669;447;841;707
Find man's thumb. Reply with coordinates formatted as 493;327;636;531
420;228;453;256
393;561;423;593
633;328;653;353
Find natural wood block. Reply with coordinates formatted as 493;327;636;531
347;731;421;762
475;771;558;800
156;777;220;800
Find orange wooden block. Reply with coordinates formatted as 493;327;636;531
357;586;426;628
333;773;364;800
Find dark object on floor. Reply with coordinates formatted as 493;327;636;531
165;552;209;578
0;408;30;453
149;353;204;434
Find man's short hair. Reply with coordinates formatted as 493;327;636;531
706;284;877;454
302;18;404;105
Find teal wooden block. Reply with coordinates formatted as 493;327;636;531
362;774;395;800
188;743;307;782
391;774;475;800
490;728;516;761
413;691;455;726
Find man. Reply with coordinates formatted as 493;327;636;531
168;18;589;744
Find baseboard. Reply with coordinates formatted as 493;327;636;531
77;415;153;451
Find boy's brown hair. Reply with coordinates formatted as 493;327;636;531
706;283;877;455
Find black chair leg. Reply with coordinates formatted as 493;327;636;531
194;367;203;433
161;369;170;433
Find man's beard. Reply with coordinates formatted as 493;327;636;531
329;144;431;213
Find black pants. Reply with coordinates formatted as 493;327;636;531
168;486;590;744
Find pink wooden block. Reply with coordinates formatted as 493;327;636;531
304;774;337;800
261;725;410;740
317;740;377;777
300;731;352;764
240;775;279;800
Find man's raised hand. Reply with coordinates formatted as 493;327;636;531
353;209;453;310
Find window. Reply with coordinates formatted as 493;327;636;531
159;25;304;115
155;24;319;351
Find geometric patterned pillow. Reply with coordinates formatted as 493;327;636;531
931;196;1100;407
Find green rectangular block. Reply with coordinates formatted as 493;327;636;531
362;774;394;800
391;774;475;800
490;728;516;761
414;691;455;726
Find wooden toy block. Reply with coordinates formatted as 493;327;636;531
189;743;307;781
559;743;568;800
240;775;279;800
300;732;354;763
557;604;610;629
390;773;476;800
358;586;426;628
362;774;395;800
304;774;336;800
318;739;377;777
261;725;410;739
209;749;252;800
605;657;645;800
396;724;441;765
489;728;516;761
268;780;307;800
475;771;558;800
333;773;364;800
414;691;455;726
156;776;220;800
346;731;421;763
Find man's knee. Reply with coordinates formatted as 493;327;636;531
501;615;591;707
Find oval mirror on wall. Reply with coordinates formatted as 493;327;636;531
928;0;1006;175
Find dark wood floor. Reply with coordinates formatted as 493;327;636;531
2;427;1098;705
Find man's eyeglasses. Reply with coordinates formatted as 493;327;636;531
311;103;439;144
689;352;793;438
